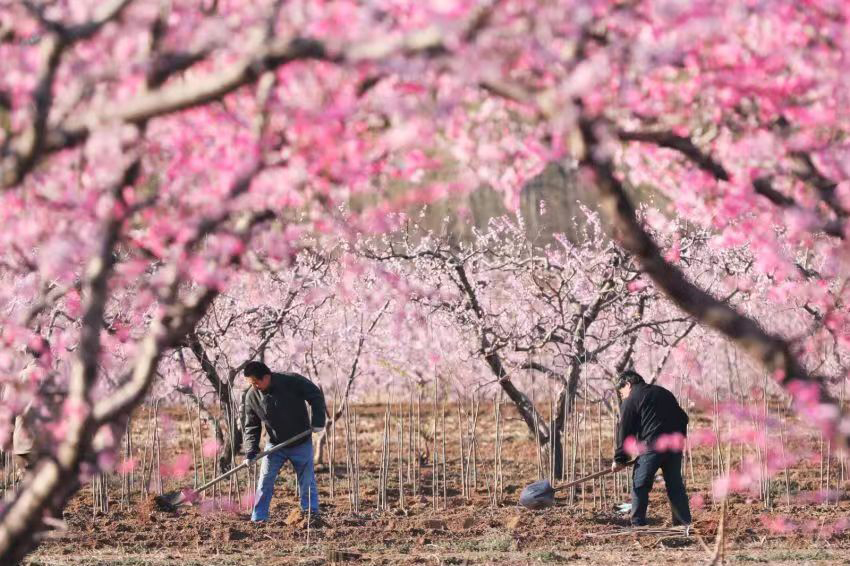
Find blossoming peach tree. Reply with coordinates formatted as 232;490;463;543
1;0;849;561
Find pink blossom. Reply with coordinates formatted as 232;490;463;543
623;436;646;458
116;458;138;474
202;439;221;459
163;453;193;479
653;432;686;453
689;494;705;510
761;515;796;534
97;450;117;472
241;491;256;509
664;241;681;263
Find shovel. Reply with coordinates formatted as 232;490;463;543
153;428;312;511
519;462;634;510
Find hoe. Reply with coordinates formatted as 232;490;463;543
153;428;312;512
519;461;634;510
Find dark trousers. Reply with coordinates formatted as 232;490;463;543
631;451;691;526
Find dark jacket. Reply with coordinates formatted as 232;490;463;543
243;372;326;455
614;382;688;464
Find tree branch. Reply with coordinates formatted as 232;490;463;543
2;0;134;188
617;128;844;238
581;117;847;448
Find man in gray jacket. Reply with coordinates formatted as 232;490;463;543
242;361;326;523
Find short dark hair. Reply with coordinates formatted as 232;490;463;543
616;370;644;389
243;361;271;379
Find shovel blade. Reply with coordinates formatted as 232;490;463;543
153;489;196;512
518;479;556;510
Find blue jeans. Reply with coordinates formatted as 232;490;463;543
251;439;319;521
631;451;691;526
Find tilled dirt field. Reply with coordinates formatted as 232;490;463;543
19;402;850;565
24;488;850;565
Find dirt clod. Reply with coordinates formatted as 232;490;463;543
422;518;446;530
284;508;303;526
213;526;246;543
505;515;522;529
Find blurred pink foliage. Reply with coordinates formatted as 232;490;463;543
0;0;848;552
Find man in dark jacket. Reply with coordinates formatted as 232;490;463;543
612;370;691;527
242;361;326;523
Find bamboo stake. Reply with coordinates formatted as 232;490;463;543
466;393;481;494
841;377;847;500
496;389;505;505
398;404;405;511
154;400;163;495
550;393;556;484
763;373;770;509
380;404;385;511
92;475;98;517
140;404;153;497
197;398;207;487
384;400;392;510
432;376;438;510
467;393;474;492
597;400;605;509
780;413;790;506
464;397;473;495
457;401;466;500
819;433;824;497
228;389;239;504
354;408;361;514
570;396;578;504
441;397;448;508
378;403;388;511
125;415;133;508
330;388;337;499
183;399;198;490
377;406;384;512
581;381;588;508
491;393;497;506
415;387;422;498
344;398;354;513
752;389;764;506
709;446;732;566
562;388;569;485
825;435;832;508
407;390;413;488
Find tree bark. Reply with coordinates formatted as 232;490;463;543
185;333;242;473
580;117;849;448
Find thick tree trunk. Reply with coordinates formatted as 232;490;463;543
483;352;550;445
184;334;242;472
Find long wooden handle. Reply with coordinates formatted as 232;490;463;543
193;429;312;494
553;461;634;493
553;468;614;492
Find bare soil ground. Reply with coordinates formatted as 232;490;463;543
20;402;850;565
